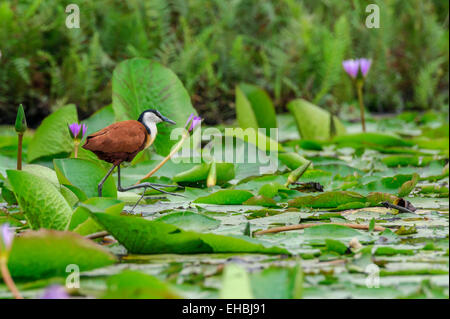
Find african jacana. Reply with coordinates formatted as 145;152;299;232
83;109;181;203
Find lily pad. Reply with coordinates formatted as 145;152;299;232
6;230;116;280
90;213;289;255
7;170;73;230
154;211;221;232
288;191;367;208
303;224;374;245
193;189;254;205
102;270;180;299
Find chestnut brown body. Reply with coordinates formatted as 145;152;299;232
82;120;149;165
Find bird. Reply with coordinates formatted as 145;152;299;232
82;109;182;206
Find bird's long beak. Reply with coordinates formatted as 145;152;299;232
161;115;176;125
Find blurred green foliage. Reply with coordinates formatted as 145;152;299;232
0;0;448;126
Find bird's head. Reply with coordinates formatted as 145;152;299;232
138;109;176;136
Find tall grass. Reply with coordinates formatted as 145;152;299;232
0;0;448;125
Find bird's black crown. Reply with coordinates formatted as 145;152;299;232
138;109;162;122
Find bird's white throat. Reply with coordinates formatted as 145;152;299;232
143;121;156;149
142;113;160;148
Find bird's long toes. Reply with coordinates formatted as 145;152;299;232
166;192;186;197
148;183;184;189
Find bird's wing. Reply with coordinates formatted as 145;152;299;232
83;120;148;153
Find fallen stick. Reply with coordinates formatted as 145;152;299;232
85;231;109;240
254;222;386;236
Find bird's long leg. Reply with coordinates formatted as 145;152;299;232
117;166;185;214
127;184;185;213
98;164;117;197
143;183;184;189
117;166;184;197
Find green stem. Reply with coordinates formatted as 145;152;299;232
136;132;190;184
74;141;79;159
356;80;366;132
17;133;23;170
0;258;23;299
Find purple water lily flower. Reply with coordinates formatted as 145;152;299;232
82;123;87;137
41;285;69;299
343;58;372;79
358;58;372;77
184;113;195;129
184;114;201;133
1;223;14;251
189;116;202;132
342;59;359;79
68;123;87;139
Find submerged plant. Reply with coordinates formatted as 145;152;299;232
0;224;22;299
68;123;87;158
14;104;27;170
343;58;372;132
137;113;202;183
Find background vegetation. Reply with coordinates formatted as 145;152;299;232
0;0;448;126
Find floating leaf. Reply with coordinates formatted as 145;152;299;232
102;270;180;299
193;189;254;205
325;239;349;255
303;224;373;245
7;170;73;230
288;191;366;208
154;211;220;232
243;195;279;207
374;246;414;256
257;182;289;199
220;264;254;299
333;132;413;148
70;197;125;235
366;192;398;206
382;155;434;167
250;266;303;299
395;225;418;235
90;213;288;255
5;230;116;280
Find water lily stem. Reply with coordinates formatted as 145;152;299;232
356;80;366;132
136;132;189;184
17;133;23;170
74;141;80;159
0;258;23;299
